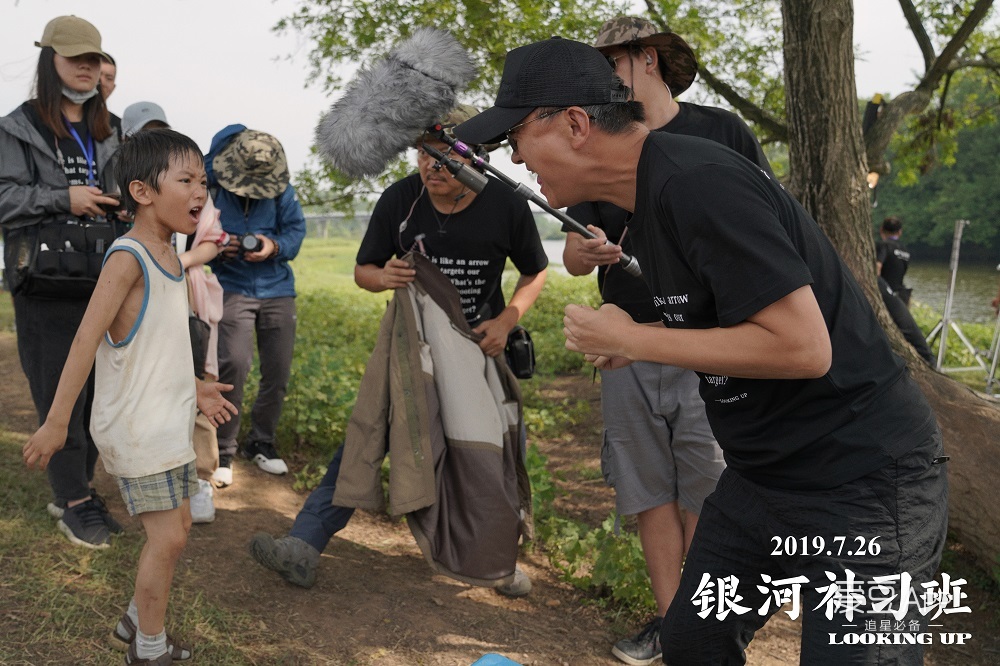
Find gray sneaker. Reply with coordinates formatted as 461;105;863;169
58;499;111;549
249;533;319;588
611;617;662;666
90;490;125;534
49;490;124;534
495;566;532;598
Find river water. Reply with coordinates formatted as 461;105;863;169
541;240;1000;325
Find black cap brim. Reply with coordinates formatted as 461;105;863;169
453;105;535;146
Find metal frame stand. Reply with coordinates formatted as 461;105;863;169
985;304;1000;395
925;220;989;373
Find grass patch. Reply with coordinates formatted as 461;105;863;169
0;431;281;665
288;237;365;294
0;430;323;664
0;294;12;332
912;302;996;392
525;442;657;615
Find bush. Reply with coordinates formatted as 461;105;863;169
527;444;656;613
241;287;385;460
514;271;602;375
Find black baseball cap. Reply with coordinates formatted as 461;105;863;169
454;37;628;145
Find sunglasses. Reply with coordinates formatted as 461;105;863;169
505;108;568;153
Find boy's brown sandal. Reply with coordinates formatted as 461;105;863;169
111;612;192;661
125;641;172;665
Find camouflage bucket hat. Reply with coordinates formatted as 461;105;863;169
213;130;290;199
593;16;698;97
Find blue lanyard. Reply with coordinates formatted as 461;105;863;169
62;117;96;186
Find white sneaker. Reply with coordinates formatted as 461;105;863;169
242;441;288;475
496;566;532;598
212;456;234;488
190;479;215;524
254;456;289;475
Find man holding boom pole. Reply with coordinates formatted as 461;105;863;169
455;37;948;666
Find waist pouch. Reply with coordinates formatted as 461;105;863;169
189;315;210;380
3;218;126;300
505;325;535;379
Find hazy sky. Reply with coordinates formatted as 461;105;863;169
0;0;927;186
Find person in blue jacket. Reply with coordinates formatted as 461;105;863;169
205;125;306;487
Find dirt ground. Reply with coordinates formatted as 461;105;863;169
1;329;998;665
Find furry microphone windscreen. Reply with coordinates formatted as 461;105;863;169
315;28;477;179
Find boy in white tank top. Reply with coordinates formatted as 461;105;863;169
23;129;238;665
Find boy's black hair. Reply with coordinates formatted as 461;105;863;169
115;128;204;214
881;216;903;234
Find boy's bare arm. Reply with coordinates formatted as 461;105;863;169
23;253;142;470
179;240;221;270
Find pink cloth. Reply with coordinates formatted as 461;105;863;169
186;197;225;378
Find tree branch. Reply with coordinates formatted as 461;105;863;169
918;0;996;93
643;0;787;141
865;89;933;174
644;0;667;30
698;66;789;142
866;0;995;173
897;0;936;70
948;55;1000;71
936;72;954;130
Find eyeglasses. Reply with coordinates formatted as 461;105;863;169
505;108;568;153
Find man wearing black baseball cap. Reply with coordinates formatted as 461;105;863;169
563;16;774;663
455;37;631;146
456;37;948;666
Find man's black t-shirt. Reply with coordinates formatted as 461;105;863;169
630;132;937;490
876;236;910;293
566;102;774;322
357;173;549;324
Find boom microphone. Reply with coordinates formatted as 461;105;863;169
314;28;641;278
438;137;643;279
315;28;476;178
419;139;642;279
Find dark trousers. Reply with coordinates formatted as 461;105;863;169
13;294;99;504
879;277;934;366
661;432;948;666
289;445;355;553
216;294;296;458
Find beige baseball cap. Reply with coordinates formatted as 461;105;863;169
35;15;105;58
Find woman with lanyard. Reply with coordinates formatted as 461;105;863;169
0;16;123;548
